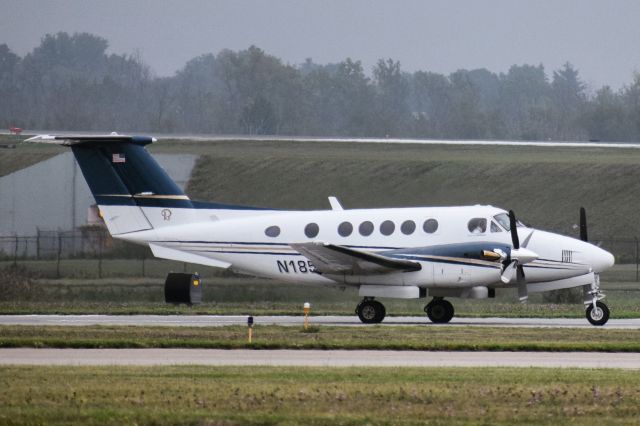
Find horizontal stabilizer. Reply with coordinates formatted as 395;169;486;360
149;243;232;269
25;134;156;146
291;242;421;275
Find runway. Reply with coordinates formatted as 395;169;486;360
1;348;638;369
2;315;640;329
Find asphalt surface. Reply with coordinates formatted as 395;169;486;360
1;348;638;368
1;315;639;328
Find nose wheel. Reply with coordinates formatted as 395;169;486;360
425;298;454;323
586;301;609;326
584;274;609;326
356;298;386;324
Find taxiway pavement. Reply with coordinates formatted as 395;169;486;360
1;315;639;328
0;348;638;368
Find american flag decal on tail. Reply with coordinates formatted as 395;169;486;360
112;153;125;163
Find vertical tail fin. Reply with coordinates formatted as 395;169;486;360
26;134;191;235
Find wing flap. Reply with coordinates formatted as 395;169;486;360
291;242;421;275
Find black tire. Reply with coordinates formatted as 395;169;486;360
586;301;609;326
356;300;386;324
426;299;454;324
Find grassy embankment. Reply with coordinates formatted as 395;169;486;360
1;324;640;351
0;133;62;177
1;366;640;425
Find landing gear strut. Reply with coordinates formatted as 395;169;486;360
425;297;454;323
585;274;609;326
356;298;386;324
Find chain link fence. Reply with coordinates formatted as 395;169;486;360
0;230;638;281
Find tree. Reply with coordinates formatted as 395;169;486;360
551;63;587;140
498;64;553;140
0;44;20;127
373;59;410;136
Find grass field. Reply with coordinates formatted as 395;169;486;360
1;366;639;425
2;324;640;351
2;260;640;317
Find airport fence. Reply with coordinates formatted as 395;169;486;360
0;230;639;281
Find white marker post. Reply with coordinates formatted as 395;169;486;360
303;303;311;330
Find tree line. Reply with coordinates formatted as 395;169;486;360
2;31;640;141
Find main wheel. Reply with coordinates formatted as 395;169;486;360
425;299;454;324
356;300;386;324
586;301;609;326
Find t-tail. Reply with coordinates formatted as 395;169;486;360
25;134;196;235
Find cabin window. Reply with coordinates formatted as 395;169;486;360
338;221;353;237
423;219;438;234
359;221;374;236
305;223;319;238
468;218;487;234
380;220;395;236
265;225;281;237
401;220;416;235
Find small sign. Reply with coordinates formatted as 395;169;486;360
112;153;126;163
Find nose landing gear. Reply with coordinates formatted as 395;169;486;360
585;274;609;326
586;300;609;326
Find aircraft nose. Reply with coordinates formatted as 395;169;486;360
590;246;615;273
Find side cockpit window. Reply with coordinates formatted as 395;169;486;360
490;221;502;233
468;218;487;234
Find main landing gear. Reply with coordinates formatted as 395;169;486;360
356;298;386;324
425;297;454;324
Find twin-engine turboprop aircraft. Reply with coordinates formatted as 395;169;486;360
26;134;615;325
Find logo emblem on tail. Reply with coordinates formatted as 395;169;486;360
161;209;172;221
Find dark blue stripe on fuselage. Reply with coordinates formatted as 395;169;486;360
387;242;511;261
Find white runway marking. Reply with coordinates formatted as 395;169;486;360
1;348;638;369
1;315;639;329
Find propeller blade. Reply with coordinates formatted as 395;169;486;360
580;207;588;242
517;264;528;303
508;210;520;249
501;261;517;284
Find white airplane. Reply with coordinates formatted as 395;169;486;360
26;134;615;325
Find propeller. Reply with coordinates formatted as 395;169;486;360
500;210;538;303
579;206;588;242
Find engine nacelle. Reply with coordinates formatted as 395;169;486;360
164;272;202;305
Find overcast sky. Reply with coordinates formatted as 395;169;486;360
2;0;640;90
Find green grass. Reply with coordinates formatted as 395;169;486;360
0;134;62;176
1;365;639;425
2;325;640;351
1;264;639;317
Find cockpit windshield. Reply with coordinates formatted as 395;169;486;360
493;213;525;231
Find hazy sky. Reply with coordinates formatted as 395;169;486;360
2;0;640;90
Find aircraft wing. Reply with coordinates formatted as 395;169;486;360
291;242;421;275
